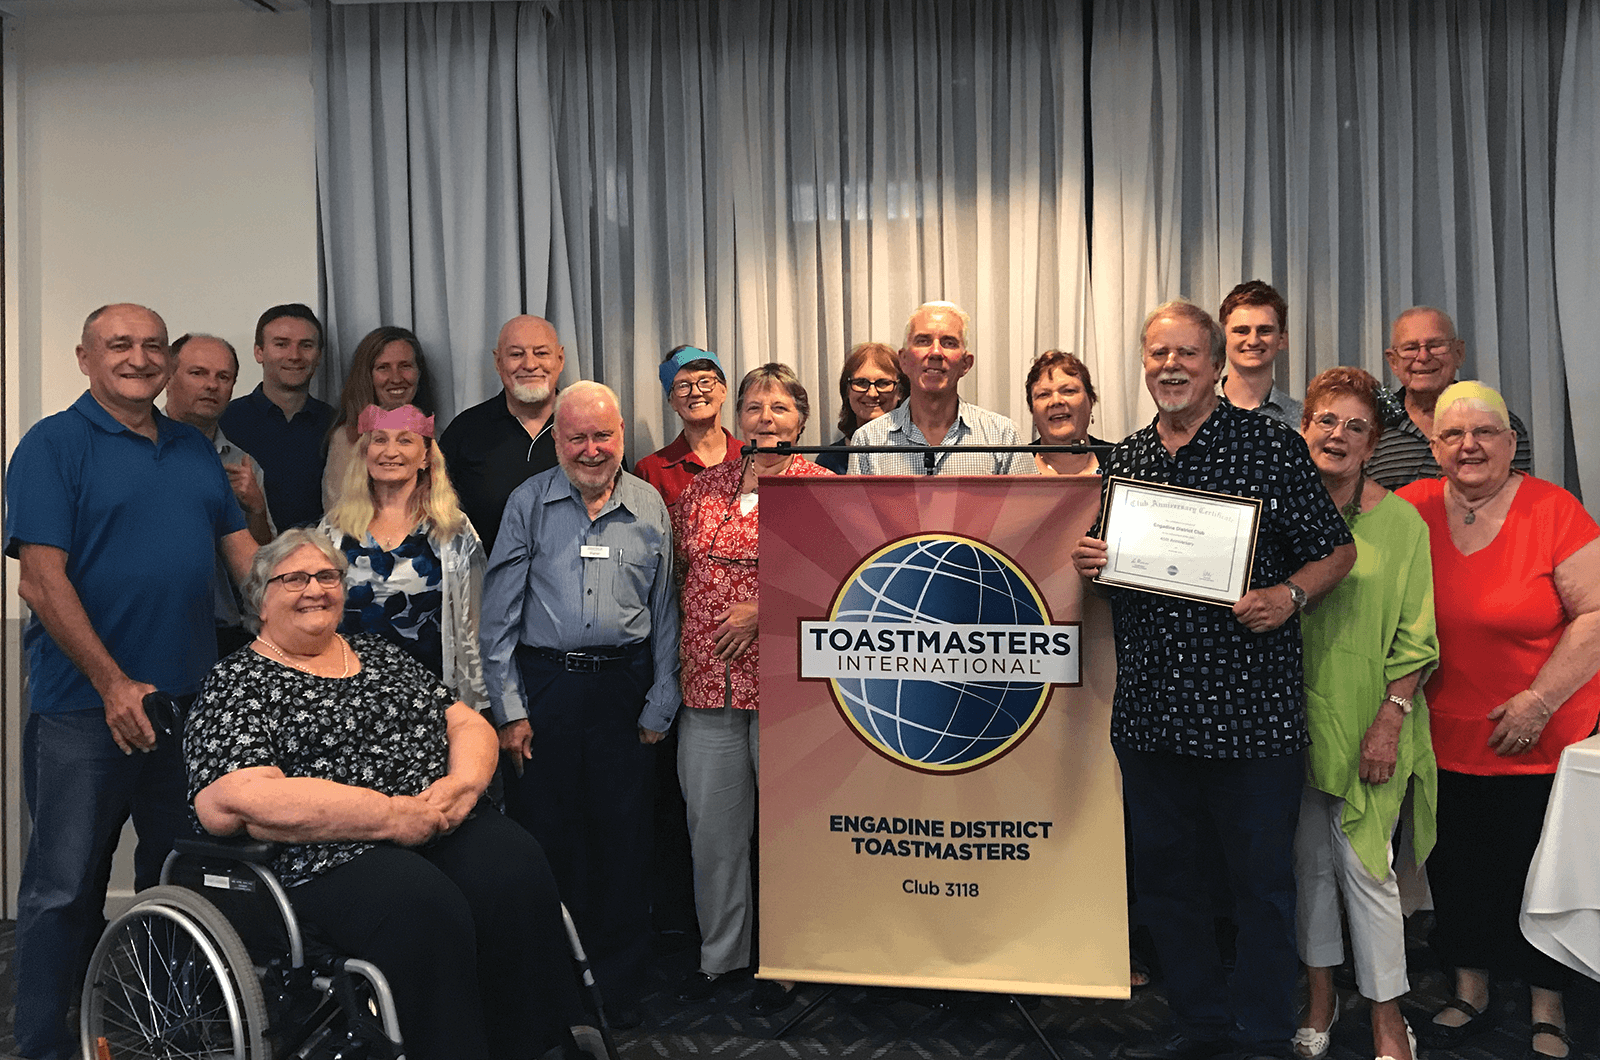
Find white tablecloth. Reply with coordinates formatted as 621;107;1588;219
1522;733;1600;981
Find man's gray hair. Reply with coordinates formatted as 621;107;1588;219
902;300;973;356
1140;300;1225;369
171;332;241;373
239;529;347;635
1389;305;1457;345
553;380;622;422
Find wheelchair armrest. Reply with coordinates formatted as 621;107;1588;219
174;835;280;864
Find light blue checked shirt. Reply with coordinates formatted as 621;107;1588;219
846;399;1037;476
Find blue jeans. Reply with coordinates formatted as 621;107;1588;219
1117;746;1305;1056
15;709;192;1060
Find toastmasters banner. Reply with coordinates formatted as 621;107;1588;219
758;475;1125;998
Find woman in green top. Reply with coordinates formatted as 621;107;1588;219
1292;367;1439;1060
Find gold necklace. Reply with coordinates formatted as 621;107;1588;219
257;634;350;678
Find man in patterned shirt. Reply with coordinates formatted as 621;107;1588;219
1073;300;1355;1060
847;300;1035;475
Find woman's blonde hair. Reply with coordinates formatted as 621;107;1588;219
325;431;468;544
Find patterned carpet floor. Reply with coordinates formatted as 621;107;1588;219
6;915;1597;1060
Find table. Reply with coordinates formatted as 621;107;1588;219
1522;733;1600;981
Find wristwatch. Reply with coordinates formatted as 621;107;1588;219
1385;694;1414;715
1283;579;1307;613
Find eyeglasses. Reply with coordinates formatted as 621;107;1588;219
1434;425;1509;448
1387;339;1455;361
672;377;723;397
848;377;898;394
268;568;343;591
1309;412;1373;438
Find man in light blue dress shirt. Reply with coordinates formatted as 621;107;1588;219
482;380;680;1026
847;301;1036;476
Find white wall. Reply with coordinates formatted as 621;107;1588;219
2;4;319;916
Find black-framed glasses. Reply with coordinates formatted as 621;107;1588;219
1309;412;1373;438
1435;425;1508;448
706;508;757;567
848;377;898;394
1387;339;1455;361
672;376;724;397
268;568;343;591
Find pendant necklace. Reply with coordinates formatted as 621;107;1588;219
1454;475;1512;525
1339;468;1365;528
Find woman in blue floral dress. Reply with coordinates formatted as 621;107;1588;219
319;403;487;712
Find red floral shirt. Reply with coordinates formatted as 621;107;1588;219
674;456;834;711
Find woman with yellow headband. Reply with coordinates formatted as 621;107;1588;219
1396;381;1600;1060
319;403;487;712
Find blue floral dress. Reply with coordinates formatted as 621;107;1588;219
335;529;446;679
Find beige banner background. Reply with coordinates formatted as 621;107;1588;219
758;475;1126;997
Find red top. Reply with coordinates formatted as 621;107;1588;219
674;456;834;711
1397;474;1600;775
634;428;743;515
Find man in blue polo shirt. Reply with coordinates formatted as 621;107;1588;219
6;303;258;1060
219;302;335;528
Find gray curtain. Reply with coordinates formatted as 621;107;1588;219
311;0;1589;502
311;1;575;420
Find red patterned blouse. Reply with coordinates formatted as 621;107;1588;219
673;455;834;711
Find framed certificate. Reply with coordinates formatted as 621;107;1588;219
1095;478;1262;605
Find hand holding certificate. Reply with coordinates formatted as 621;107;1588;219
1092;478;1262;605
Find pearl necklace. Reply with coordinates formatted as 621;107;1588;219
257;634;351;678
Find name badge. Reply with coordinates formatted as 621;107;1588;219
580;545;611;559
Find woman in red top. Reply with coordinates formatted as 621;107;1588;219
670;363;833;1015
1396;381;1600;1060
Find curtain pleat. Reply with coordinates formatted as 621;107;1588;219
311;0;1584;502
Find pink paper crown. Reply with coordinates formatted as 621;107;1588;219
357;403;435;437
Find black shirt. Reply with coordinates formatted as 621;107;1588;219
438;390;557;557
1091;401;1353;759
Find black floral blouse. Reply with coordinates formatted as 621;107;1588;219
185;633;455;887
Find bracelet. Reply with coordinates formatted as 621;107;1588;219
1385;693;1413;715
1527;688;1554;717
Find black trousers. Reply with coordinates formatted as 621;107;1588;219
504;644;657;1003
1430;769;1571;991
290;808;581;1060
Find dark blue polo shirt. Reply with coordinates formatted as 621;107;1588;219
4;393;247;709
219;385;335;528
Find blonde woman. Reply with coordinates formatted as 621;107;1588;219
319;403;487;712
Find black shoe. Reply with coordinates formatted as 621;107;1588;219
1119;1034;1235;1060
1418;998;1495;1049
749;979;797;1016
676;970;723;1003
604;1002;644;1030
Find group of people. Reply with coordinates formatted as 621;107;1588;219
4;288;1596;1060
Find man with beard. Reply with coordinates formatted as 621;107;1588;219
481;381;681;1029
1072;300;1354;1060
439;314;566;555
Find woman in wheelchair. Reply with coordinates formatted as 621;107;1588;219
185;528;592;1060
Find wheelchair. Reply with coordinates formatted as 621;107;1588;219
79;692;620;1060
81;833;621;1060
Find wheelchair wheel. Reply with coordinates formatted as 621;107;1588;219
81;884;270;1060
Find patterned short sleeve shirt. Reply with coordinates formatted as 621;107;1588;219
1092;401;1354;759
185;634;456;886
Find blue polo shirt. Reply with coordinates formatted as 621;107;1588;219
4;392;247;710
218;385;335;528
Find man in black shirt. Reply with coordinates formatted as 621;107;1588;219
439;315;565;555
1074;300;1355;1060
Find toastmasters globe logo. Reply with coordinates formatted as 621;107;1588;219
800;534;1079;774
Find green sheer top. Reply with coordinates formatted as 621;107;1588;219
1302;491;1440;879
